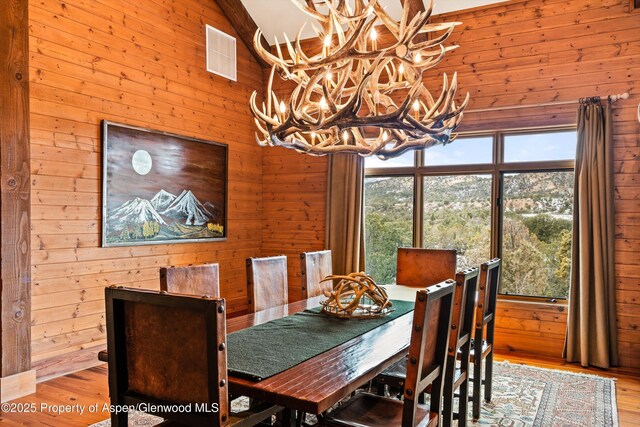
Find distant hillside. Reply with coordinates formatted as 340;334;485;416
365;172;573;215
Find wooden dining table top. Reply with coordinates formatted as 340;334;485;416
226;286;418;415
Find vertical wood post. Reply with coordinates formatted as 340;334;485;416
0;0;35;402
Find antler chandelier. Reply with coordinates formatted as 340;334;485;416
249;0;469;159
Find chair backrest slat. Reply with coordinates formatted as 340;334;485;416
246;255;288;312
402;280;455;426
449;268;479;356
160;263;220;297
300;250;333;299
476;259;501;331
105;287;228;426
396;248;457;287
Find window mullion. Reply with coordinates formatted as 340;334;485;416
414;171;423;248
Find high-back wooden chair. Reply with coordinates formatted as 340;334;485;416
246;255;288;312
469;258;501;421
160;263;220;297
372;248;456;396
443;268;479;427
300;250;333;299
396;248;457;287
104;287;281;427
322;280;455;427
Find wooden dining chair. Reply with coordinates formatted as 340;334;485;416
246;255;288;312
321;280;455;427
467;258;501;421
300;250;333;299
443;267;479;427
396;248;457;287
373;268;477;427
104;286;281;427
159;263;220;297
372;248;456;394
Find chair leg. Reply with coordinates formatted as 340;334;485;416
442;362;455;427
111;411;128;427
472;360;482;421
484;352;493;403
376;382;386;397
458;377;469;427
277;408;297;427
442;389;453;426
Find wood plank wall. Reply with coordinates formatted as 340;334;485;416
261;147;327;302
262;0;640;367
28;0;264;380
261;74;328;302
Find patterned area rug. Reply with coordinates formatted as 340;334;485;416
468;362;617;426
91;361;617;426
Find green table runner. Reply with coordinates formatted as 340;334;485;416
227;300;414;381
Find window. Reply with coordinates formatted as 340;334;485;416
363;128;576;300
423;174;492;270
423;136;493;166
364;176;413;284
501;171;574;298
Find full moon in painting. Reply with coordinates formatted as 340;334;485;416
132;150;153;175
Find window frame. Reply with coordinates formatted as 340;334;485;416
363;125;576;302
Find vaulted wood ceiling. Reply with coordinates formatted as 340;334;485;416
217;0;509;68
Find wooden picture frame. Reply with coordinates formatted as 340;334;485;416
102;121;228;247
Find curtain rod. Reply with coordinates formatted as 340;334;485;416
465;92;630;114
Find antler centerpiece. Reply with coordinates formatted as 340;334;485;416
250;0;469;159
320;272;393;318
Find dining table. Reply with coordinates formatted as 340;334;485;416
226;285;418;425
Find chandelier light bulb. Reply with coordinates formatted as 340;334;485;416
398;63;405;74
414;52;422;63
412;100;420;111
382;130;389;140
320;96;328;110
279;101;286;113
370;28;377;41
342;130;349;143
326;71;332;81
324;35;331;47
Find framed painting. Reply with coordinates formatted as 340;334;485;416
102;121;227;247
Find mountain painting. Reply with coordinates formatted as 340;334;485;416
102;121;227;246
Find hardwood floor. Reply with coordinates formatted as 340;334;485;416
0;351;638;426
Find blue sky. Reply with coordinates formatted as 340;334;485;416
365;131;576;168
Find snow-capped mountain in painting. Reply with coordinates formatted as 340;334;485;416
160;190;213;225
203;201;222;220
150;189;177;211
109;198;167;231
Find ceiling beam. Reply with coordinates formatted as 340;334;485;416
401;0;428;42
401;0;426;18
215;0;270;68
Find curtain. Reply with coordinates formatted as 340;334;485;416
564;98;618;368
325;154;365;275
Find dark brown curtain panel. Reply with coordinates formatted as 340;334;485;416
325;154;365;275
564;99;618;368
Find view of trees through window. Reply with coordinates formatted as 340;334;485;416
423;175;491;270
363;129;576;298
501;172;574;297
364;176;413;284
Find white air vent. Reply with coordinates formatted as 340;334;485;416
206;24;237;81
